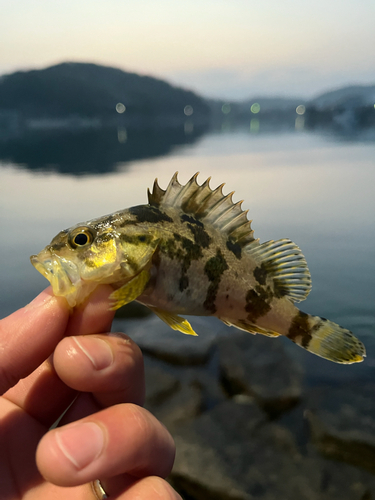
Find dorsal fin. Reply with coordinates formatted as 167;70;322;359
246;238;312;303
148;172;256;247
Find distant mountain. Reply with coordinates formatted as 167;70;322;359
0;62;210;125
305;85;375;130
309;85;375;110
0;63;374;133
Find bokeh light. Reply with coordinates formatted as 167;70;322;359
250;103;260;114
221;103;231;114
250;118;259;132
116;103;126;114
184;105;194;116
296;105;306;115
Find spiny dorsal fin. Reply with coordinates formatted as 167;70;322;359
246;238;312;303
148;172;256;247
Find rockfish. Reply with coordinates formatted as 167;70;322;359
31;172;365;364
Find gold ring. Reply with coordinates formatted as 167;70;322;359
91;479;109;499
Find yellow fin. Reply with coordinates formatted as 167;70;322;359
220;317;281;337
307;318;366;364
150;307;198;336
109;269;150;310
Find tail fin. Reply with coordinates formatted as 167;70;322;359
287;311;366;364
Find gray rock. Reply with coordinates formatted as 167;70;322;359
112;315;218;365
170;400;321;500
147;381;203;432
217;331;303;415
304;448;375;500
186;369;228;409
144;363;180;406
170;400;267;500
305;384;375;474
170;399;375;500
142;358;204;431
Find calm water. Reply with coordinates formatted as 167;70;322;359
0;126;374;383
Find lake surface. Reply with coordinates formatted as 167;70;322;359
0;126;374;384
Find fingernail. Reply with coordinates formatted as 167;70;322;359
72;336;114;370
55;422;104;470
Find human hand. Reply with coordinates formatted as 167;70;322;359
0;286;181;499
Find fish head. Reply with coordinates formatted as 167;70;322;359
30;217;160;307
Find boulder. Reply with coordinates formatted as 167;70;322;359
170;399;375;499
170;400;321;500
305;384;375;474
144;363;181;406
217;331;303;415
112;315;218;365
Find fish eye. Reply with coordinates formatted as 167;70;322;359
69;227;94;248
138;235;147;243
74;233;89;245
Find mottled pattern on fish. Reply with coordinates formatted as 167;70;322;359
31;172;366;364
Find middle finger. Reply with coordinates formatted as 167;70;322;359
3;286;116;425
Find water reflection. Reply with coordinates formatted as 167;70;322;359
0;125;208;175
1;130;374;386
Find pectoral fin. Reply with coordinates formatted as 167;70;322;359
109;269;150;310
150;307;198;336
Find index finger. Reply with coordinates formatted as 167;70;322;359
3;285;116;424
0;288;70;395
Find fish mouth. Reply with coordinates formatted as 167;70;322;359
30;251;83;306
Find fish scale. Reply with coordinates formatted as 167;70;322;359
31;172;366;364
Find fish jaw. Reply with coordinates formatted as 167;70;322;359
30;250;90;307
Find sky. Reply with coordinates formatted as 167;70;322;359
1;0;375;100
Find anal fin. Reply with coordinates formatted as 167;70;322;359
109;269;150;310
150;307;198;336
220;317;281;337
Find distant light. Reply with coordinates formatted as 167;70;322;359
250;103;260;114
295;116;304;130
250;118;260;133
184;105;194;116
296;105;306;115
116;103;126;114
221;103;231;114
184;121;194;134
117;127;127;143
221;121;231;132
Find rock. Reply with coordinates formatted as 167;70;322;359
144;363;180;406
170;399;375;500
112;315;218;365
186;369;228;410
305;384;375;474
217;331;303;415
147;381;203;432
170;400;267;500
304;449;375;500
142;357;204;431
170;400;322;500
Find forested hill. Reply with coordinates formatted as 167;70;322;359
0;62;210;122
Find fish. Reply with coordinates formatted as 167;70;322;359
31;172;366;364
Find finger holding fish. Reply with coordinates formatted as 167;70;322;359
53;332;145;408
